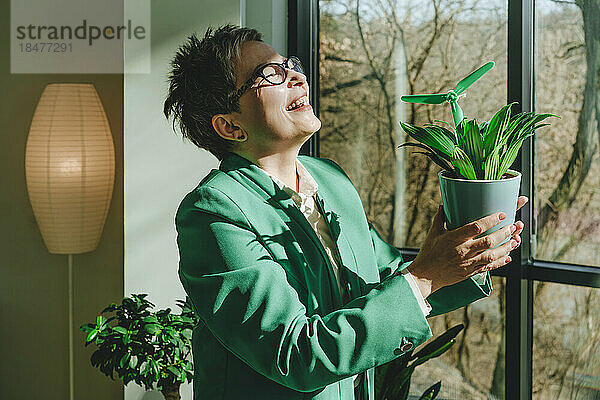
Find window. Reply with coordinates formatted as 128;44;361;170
289;0;600;398
319;0;508;249
410;276;506;400
532;282;599;399
318;0;508;398
533;0;600;268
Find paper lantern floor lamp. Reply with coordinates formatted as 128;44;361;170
25;83;115;400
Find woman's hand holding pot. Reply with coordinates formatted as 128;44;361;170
407;196;528;298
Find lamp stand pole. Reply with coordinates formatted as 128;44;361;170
68;253;74;400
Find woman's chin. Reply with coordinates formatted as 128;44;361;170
302;115;322;133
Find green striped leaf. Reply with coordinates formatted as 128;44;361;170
433;119;454;130
483;102;515;157
497;133;533;179
451;147;477;179
398;120;455;156
457;119;485;179
506;112;558;146
398;142;455;172
495;113;558;179
423;123;458;145
484;145;501;180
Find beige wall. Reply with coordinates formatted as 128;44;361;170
0;0;287;398
0;2;124;400
123;1;241;399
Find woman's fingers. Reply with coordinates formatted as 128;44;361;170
468;234;520;271
514;220;524;233
468;253;512;276
465;223;517;256
516;196;529;211
512;221;524;242
451;212;505;241
454;218;524;258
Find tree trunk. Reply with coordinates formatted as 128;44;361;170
404;158;432;244
161;383;181;400
591;0;600;150
536;0;599;237
456;305;470;380
489;334;505;399
490;279;505;400
393;26;410;246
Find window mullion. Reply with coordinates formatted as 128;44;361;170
288;0;320;157
507;0;534;399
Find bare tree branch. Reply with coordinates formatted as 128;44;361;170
323;54;362;64
536;0;599;243
321;72;378;96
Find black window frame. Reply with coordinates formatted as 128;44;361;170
289;0;600;398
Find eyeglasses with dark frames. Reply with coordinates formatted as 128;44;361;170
233;56;304;100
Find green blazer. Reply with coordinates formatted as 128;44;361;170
176;152;492;400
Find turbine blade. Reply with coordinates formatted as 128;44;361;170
401;93;448;104
454;61;495;94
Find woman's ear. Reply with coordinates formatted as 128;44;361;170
212;114;247;141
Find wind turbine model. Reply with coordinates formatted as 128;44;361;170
401;61;495;129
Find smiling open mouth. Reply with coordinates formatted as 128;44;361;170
286;95;310;111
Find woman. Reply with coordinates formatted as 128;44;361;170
163;24;526;400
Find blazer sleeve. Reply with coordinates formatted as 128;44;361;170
368;221;412;281
367;221;493;318
176;186;433;393
318;156;493;318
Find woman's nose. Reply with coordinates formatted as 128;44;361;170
287;69;307;87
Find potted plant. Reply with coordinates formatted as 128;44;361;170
80;294;198;400
375;324;465;400
398;62;559;242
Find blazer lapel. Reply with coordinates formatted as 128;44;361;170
220;153;326;254
220;153;344;308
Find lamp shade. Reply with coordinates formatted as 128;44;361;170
25;83;115;254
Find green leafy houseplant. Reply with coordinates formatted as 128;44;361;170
397;62;560;238
375;324;465;400
398;62;559;180
80;294;198;400
398;103;558;180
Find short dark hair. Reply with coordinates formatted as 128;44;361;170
163;24;263;161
